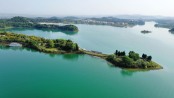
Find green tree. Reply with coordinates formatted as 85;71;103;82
129;51;140;61
64;40;75;51
115;50;126;56
107;55;115;62
147;56;152;61
115;50;118;55
122;56;134;67
57;39;67;48
142;54;147;59
75;43;79;51
48;40;54;48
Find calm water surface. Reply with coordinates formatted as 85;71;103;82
1;22;174;98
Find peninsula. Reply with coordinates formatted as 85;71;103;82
0;32;162;70
0;16;79;32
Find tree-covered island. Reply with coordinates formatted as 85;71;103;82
0;16;79;32
169;28;174;32
0;32;162;70
141;30;152;34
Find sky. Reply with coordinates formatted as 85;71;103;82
0;0;174;16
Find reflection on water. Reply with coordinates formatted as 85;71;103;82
62;54;82;61
7;27;78;35
0;45;82;61
0;45;24;51
120;69;150;76
121;69;134;76
0;45;43;54
48;53;57;58
0;45;154;76
48;53;82;61
1;22;174;98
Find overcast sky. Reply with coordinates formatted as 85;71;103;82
0;0;173;16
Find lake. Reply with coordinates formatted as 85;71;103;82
1;22;174;98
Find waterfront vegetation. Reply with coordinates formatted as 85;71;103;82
0;16;79;32
84;17;145;27
0;32;162;70
0;16;145;29
155;19;174;29
106;50;162;69
0;32;79;53
22;16;145;27
151;20;174;34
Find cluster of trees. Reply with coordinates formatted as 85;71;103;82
106;50;155;69
142;54;152;61
0;16;79;32
114;50;140;61
0;20;6;28
35;24;78;32
0;16;146;30
129;51;140;61
51;39;79;51
115;50;126;56
90;17;145;25
30;17;75;24
10;16;30;22
0;32;79;53
3;16;34;28
155;19;174;29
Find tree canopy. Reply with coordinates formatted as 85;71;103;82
129;51;140;61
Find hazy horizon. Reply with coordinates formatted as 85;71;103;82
0;0;174;17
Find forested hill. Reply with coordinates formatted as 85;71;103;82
0;16;79;32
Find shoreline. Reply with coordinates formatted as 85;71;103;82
0;43;163;71
0;32;163;71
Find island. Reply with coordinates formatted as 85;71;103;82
155;19;174;29
0;16;79;32
141;30;152;34
169;28;174;32
0;32;162;70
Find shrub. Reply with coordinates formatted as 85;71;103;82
129;51;140;61
121;56;134;67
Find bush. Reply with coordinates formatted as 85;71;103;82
121;56;134;67
63;40;78;51
47;40;54;48
142;54;152;62
147;56;152;61
142;54;147;59
129;51;140;61
107;55;115;61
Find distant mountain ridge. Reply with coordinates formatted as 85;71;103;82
0;13;174;20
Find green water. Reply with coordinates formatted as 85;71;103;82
1;22;174;98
